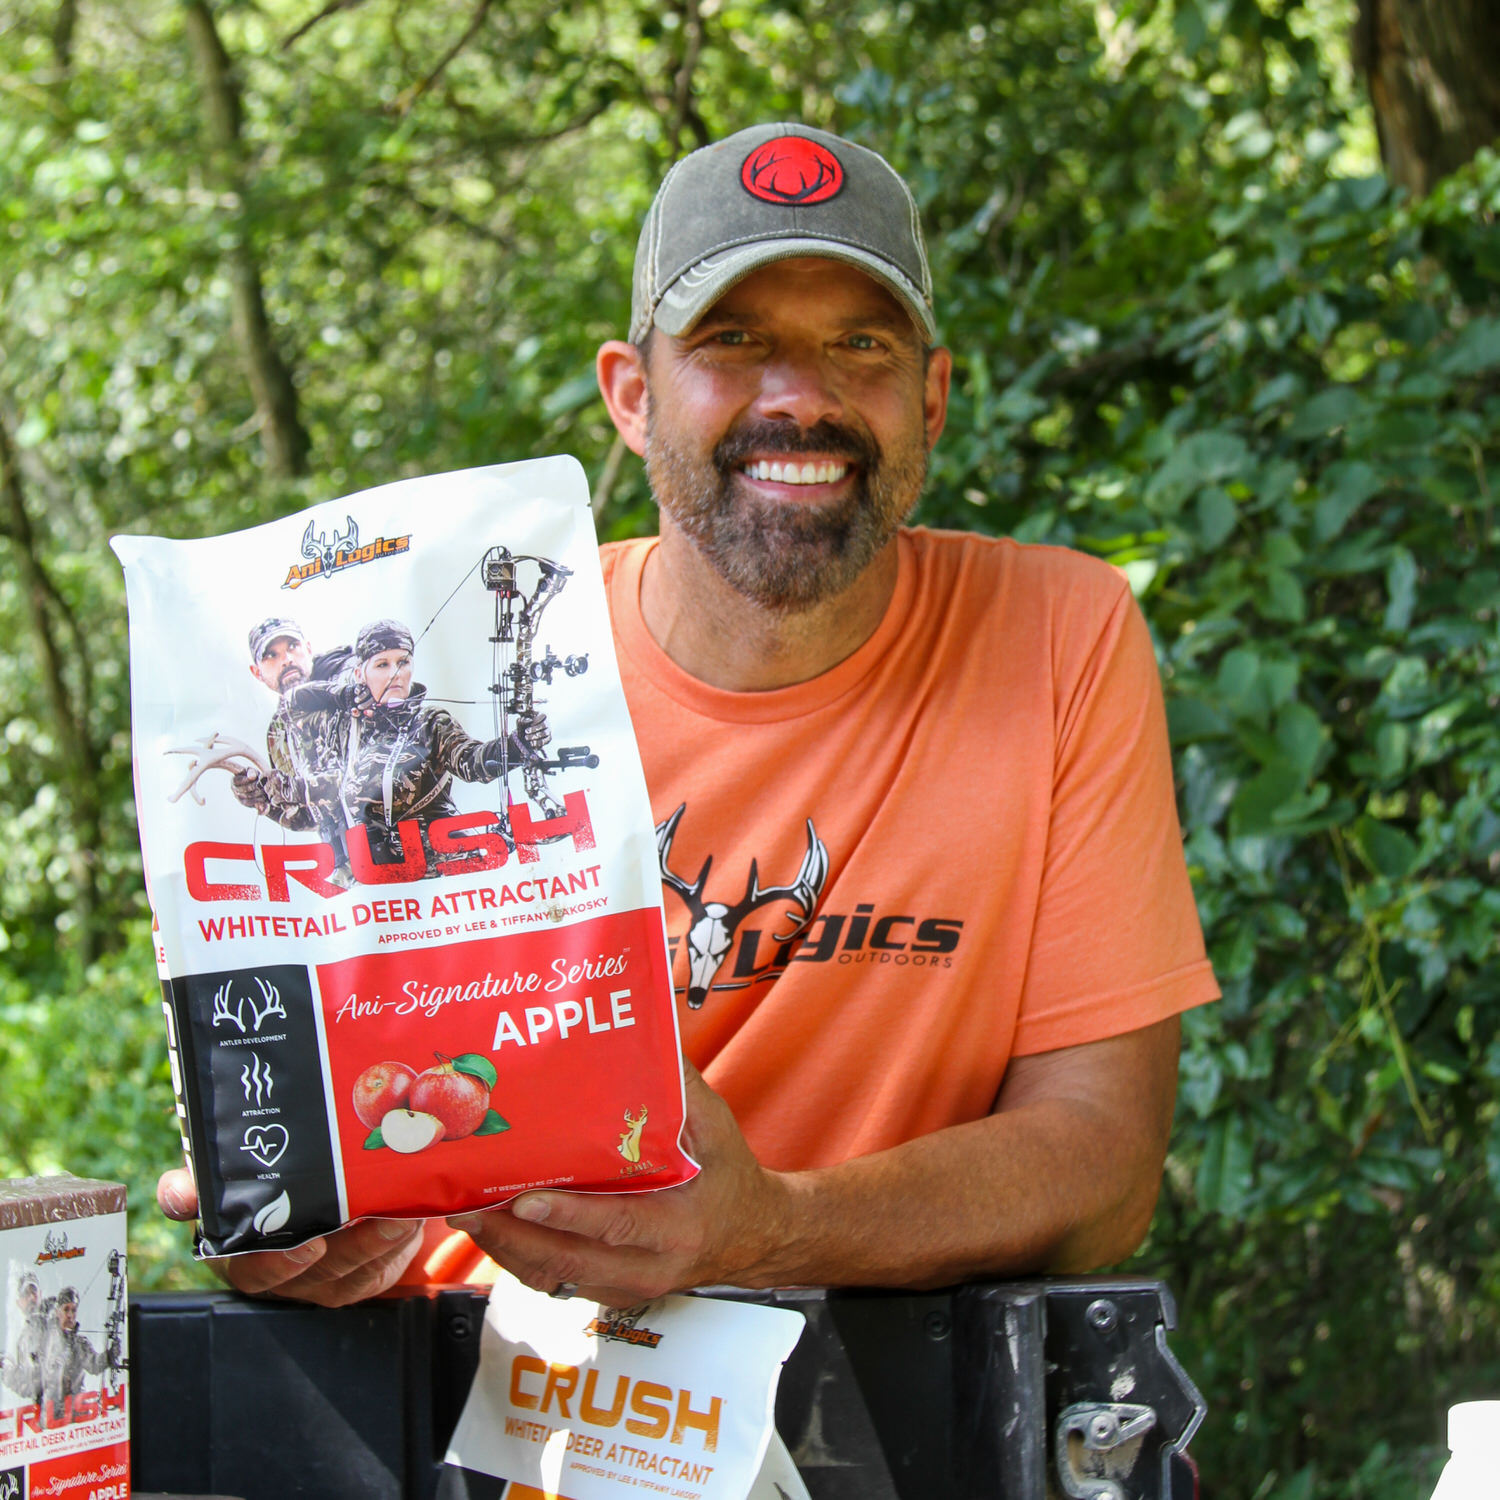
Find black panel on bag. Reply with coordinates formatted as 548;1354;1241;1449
166;963;341;1254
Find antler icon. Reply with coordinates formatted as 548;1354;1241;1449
211;978;287;1035
165;733;271;805
211;981;247;1034
657;808;829;1009
300;515;357;574
249;977;285;1032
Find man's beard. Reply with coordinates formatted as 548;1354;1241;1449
645;410;928;612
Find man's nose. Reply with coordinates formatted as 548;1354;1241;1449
752;351;845;429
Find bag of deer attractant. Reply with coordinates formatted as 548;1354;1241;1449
112;457;695;1257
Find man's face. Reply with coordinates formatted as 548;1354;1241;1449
17;1285;36;1316
640;257;949;610
56;1300;76;1333
250;635;313;694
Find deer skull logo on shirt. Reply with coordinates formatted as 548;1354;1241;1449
655;804;829;1009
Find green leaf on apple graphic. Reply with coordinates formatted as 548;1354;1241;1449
452;1053;499;1091
474;1110;510;1136
364;1127;385;1150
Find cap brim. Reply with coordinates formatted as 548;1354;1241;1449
651;239;937;344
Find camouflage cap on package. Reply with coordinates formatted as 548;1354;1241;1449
630;122;936;344
248;616;308;662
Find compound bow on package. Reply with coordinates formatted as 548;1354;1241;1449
479;546;599;843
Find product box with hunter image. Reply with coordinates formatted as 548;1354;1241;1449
0;1175;129;1499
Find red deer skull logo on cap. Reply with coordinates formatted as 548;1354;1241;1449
740;137;845;206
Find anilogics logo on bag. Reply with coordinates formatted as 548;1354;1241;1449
282;514;411;589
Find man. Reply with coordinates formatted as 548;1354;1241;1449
160;123;1217;1305
0;1273;45;1403
283;618;551;875
38;1288;107;1412
231;617;341;832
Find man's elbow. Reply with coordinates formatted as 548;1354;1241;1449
1043;1173;1165;1274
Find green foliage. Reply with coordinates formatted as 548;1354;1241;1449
0;0;1495;1490
891;11;1500;1490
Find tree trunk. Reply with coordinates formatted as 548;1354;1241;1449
0;416;102;962
1353;0;1500;197
183;0;311;477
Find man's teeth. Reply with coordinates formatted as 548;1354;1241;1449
744;460;849;484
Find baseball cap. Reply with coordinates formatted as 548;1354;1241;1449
630;123;936;344
248;617;307;662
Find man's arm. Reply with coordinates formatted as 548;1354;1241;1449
449;1016;1180;1305
156;1015;1178;1307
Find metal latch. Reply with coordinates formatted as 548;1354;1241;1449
1055;1401;1158;1500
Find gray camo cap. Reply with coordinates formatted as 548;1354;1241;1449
248;616;307;662
630;123;936;344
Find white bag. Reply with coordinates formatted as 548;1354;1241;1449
113;459;694;1256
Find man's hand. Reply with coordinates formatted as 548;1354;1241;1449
229;765;270;813
449;1064;794;1306
156;1169;424;1308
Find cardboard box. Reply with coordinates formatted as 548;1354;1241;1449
0;1176;129;1499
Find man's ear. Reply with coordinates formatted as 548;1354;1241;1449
596;340;649;457
924;346;953;452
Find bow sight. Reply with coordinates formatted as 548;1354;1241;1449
480;546;600;824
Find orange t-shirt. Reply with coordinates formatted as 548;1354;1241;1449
605;527;1218;1171
401;525;1217;1282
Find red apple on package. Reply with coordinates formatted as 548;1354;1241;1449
352;1061;418;1129
409;1052;497;1140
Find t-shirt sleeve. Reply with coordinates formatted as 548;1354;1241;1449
395;1220;499;1289
1010;580;1218;1055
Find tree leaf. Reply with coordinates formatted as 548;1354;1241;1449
1384;547;1418;632
1230;762;1304;835
1313;461;1382;541
474;1110;510;1136
1438;315;1500;376
1275;702;1325;778
1196;486;1238;546
1286;386;1362;439
364;1128;384;1151
1352;815;1419;879
1146;430;1252;513
1196;1112;1254;1217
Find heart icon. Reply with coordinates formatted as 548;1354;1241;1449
242;1124;289;1168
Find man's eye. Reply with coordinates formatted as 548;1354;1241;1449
712;330;749;346
846;334;881;351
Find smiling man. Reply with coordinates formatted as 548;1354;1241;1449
160;123;1218;1305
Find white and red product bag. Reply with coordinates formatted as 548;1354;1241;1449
442;1274;806;1500
113;458;695;1256
0;1175;130;1499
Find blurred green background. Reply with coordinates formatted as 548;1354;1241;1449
1;1;1496;1494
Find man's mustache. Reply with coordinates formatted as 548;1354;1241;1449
713;419;878;476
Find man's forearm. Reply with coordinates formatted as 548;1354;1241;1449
724;1017;1179;1290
